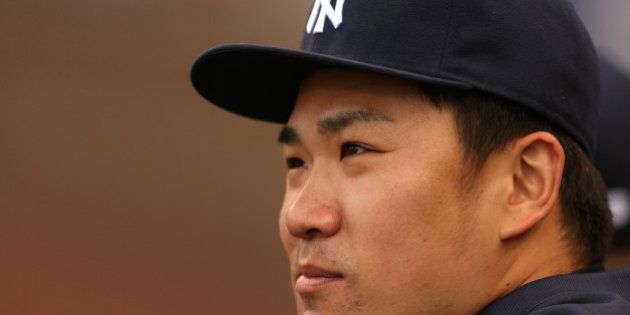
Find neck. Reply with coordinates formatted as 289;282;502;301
491;208;582;300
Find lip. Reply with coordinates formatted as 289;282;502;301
295;264;344;294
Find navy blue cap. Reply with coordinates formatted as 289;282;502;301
191;0;600;156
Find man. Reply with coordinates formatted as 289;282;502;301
191;0;630;314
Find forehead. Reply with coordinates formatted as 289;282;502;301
288;69;432;125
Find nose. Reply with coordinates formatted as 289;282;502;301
283;171;343;240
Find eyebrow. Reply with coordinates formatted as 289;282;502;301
277;126;301;145
317;108;393;133
277;108;393;145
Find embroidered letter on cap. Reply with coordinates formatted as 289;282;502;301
306;0;345;34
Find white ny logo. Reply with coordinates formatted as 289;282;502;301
306;0;346;34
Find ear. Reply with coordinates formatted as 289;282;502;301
499;132;565;241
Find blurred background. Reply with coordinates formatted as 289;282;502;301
1;1;628;314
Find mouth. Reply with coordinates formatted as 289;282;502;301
295;264;345;294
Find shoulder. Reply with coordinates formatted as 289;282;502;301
527;289;630;315
479;268;630;315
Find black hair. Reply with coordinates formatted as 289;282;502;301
420;86;613;265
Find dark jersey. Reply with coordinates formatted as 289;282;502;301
480;266;630;314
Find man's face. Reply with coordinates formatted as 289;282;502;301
278;69;501;314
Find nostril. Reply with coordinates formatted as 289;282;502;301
306;228;320;238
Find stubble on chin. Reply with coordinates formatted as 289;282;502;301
296;291;366;315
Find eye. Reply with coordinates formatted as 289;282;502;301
341;143;368;159
285;157;305;170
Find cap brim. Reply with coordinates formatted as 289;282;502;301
190;44;472;123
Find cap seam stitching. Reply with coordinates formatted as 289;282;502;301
438;0;456;75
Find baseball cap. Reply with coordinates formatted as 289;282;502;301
191;0;600;156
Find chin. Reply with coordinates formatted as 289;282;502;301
295;292;366;315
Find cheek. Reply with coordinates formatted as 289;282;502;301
340;162;483;306
341;153;467;269
339;175;461;305
343;122;465;240
344;158;459;239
